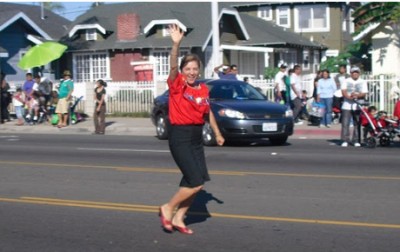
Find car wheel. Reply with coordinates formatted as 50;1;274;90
269;136;288;146
202;122;217;146
156;114;168;140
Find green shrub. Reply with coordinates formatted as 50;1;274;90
264;67;279;79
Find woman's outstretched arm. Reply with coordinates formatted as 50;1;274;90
168;24;184;82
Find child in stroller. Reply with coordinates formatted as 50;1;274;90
360;105;400;147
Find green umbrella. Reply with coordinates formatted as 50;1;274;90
18;41;67;70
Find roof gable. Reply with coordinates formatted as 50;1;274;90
0;12;51;39
0;3;71;40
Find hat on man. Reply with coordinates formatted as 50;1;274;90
63;70;71;76
279;64;287;69
350;66;361;73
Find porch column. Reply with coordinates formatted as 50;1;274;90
85;81;95;117
211;1;220;67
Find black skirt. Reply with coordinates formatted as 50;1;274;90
168;124;210;188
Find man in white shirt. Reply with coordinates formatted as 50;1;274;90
290;65;303;125
340;66;368;147
274;64;287;104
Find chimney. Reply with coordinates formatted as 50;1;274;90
117;13;140;41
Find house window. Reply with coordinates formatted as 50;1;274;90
153;49;188;81
162;25;171;37
349;9;355;33
258;6;272;21
303;49;310;70
74;52;109;82
276;6;290;28
294;4;330;32
86;29;97;41
342;16;347;32
278;49;298;67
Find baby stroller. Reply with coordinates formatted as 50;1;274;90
377;114;400;146
358;101;396;148
332;89;343;124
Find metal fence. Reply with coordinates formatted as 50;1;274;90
7;75;400;116
72;81;156;114
249;74;400;115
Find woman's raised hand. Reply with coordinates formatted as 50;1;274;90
168;23;184;45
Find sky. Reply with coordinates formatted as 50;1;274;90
53;2;95;21
13;0;302;21
12;2;122;21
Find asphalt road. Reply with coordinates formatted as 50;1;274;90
0;134;400;252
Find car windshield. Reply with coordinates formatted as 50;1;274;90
207;81;266;100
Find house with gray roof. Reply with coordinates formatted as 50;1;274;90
232;2;360;68
0;3;70;83
62;2;325;83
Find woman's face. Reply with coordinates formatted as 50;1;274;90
322;71;329;79
96;81;101;87
182;61;199;85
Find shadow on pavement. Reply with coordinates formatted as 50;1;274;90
105;121;115;127
185;190;224;226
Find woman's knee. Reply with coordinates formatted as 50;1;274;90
193;185;203;192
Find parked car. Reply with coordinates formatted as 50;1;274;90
151;79;294;146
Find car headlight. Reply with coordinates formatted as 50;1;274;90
218;109;246;119
285;108;293;118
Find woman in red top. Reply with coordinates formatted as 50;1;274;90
159;24;224;235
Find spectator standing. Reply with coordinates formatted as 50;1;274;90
334;64;350;90
55;70;74;128
340;66;368;147
312;70;322;100
93;79;107;135
1;78;11;123
12;87;25;126
317;69;337;128
213;64;238;80
274;64;288;104
159;24;224;235
289;65;303;125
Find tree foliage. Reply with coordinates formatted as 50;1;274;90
320;42;371;73
353;2;400;35
42;2;65;13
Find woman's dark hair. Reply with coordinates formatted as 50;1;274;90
321;69;330;78
97;79;107;87
179;54;202;72
368;106;377;112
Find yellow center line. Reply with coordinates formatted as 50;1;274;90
0;196;399;230
0;160;399;180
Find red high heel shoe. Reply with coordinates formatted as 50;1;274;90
173;225;193;235
159;207;173;233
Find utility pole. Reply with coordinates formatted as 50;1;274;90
211;1;220;70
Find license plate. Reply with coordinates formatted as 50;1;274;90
262;123;277;132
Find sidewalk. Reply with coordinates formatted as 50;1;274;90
0;117;341;139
